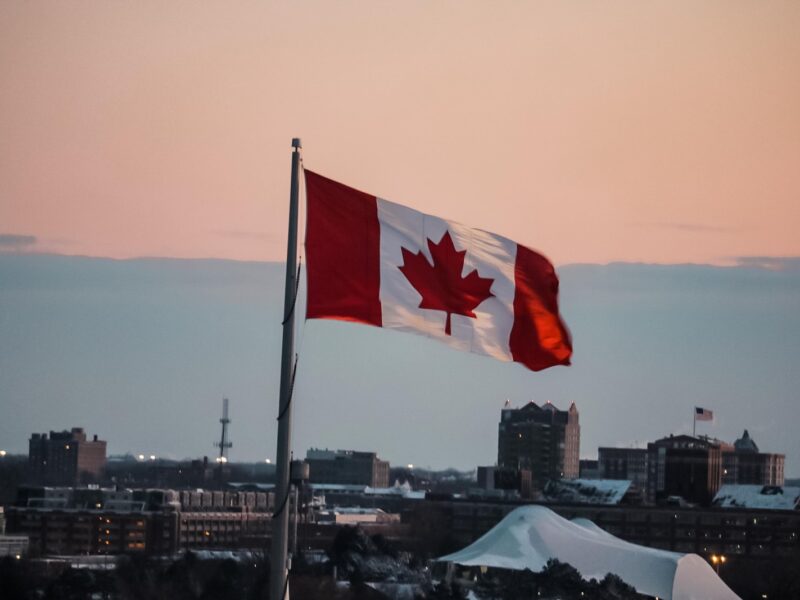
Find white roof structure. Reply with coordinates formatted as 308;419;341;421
541;478;632;505
365;481;426;499
438;505;739;600
713;484;800;510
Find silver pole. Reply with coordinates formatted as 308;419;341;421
270;138;302;600
291;485;299;558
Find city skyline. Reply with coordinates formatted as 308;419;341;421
2;4;799;598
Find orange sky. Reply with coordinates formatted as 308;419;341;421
1;1;798;265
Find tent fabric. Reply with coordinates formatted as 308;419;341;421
437;505;739;600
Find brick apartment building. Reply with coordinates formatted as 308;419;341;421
28;428;107;485
722;430;785;486
6;486;273;556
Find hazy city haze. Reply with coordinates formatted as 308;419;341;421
1;254;797;474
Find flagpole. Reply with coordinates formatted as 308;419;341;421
693;408;696;438
270;138;302;600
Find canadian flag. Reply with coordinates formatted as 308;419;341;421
304;170;572;372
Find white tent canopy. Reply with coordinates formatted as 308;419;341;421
437;505;739;600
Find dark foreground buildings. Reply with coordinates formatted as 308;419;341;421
6;486;273;555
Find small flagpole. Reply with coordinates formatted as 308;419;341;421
693;408;696;437
270;138;302;600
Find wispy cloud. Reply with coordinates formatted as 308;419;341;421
0;233;37;250
633;222;740;233
734;256;800;272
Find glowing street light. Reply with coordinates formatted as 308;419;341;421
149;455;156;461
138;454;145;461
407;464;414;469
0;450;7;457
265;458;272;464
710;554;727;574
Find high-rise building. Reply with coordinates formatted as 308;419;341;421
722;429;785;486
28;428;107;485
497;401;580;490
305;449;390;487
646;435;722;505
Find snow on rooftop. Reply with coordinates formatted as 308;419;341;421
541;478;632;505
713;484;800;510
438;505;739;600
365;481;425;499
307;483;367;492
319;507;387;515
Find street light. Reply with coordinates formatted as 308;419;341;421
0;450;7;457
710;554;726;574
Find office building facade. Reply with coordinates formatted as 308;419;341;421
497;401;580;490
722;430;785;486
646;435;723;505
599;447;648;490
306;449;390;487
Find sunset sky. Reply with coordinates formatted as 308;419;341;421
1;1;799;265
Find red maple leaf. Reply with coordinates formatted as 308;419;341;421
398;231;494;335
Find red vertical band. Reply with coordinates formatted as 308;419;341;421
305;170;382;326
509;244;572;371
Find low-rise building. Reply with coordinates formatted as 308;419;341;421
410;497;800;561
476;466;533;499
5;486;273;556
598;447;648;491
316;507;400;525
306;449;390;487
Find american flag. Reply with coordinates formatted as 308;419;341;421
695;406;713;421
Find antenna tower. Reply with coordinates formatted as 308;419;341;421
214;397;232;462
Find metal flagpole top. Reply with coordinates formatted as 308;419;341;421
270;138;302;600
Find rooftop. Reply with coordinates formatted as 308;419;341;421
712;484;800;511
